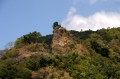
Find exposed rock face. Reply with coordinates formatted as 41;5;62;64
52;27;74;53
52;27;89;55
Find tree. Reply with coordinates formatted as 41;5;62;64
23;31;41;44
91;41;110;57
14;31;42;48
52;22;61;29
53;22;58;29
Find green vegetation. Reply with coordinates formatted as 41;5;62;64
0;52;120;79
0;26;120;79
14;31;42;48
52;21;61;29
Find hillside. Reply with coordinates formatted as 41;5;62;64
0;24;120;79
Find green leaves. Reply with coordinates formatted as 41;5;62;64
0;52;120;79
91;41;110;57
14;31;42;48
0;59;32;79
52;21;61;29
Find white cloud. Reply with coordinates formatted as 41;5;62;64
62;7;120;31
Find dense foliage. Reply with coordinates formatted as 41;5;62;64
0;52;120;79
52;21;61;29
14;31;52;51
70;28;120;62
0;27;120;79
14;31;42;48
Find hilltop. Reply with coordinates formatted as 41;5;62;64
0;22;120;79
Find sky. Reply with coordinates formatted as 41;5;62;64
0;0;120;50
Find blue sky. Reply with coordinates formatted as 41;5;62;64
0;0;120;50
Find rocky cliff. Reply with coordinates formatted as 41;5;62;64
52;27;89;55
52;27;74;54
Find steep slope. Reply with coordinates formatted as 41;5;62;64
52;27;89;55
52;27;74;53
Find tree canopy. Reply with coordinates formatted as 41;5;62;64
52;21;61;29
14;31;42;48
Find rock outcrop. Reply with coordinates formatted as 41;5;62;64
52;27;74;54
52;27;89;55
